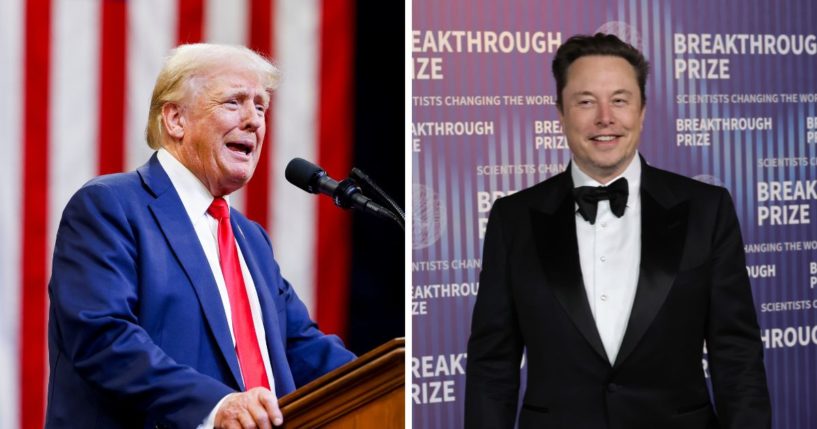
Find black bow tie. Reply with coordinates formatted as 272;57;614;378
572;177;629;224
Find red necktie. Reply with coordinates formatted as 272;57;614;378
207;197;270;390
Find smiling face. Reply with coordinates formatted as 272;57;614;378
163;64;270;196
558;55;645;183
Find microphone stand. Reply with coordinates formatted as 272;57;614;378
349;168;405;230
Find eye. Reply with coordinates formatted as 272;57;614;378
224;99;240;108
577;99;594;107
255;104;266;114
612;98;627;105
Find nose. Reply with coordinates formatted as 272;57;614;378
595;102;614;127
240;101;264;131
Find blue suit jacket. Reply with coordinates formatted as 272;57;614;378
46;154;355;428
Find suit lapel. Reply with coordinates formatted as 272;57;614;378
232;218;296;395
139;154;244;389
531;173;608;362
614;163;689;368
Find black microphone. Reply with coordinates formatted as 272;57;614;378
285;158;397;222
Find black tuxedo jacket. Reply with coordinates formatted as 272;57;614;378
465;160;770;429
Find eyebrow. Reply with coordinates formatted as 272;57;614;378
222;89;270;105
570;89;634;98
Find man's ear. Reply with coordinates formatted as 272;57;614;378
162;103;185;140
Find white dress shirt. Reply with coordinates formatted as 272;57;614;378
571;154;642;364
157;149;275;427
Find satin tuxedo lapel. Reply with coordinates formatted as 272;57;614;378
137;155;244;389
531;173;608;362
232;219;297;395
614;163;689;368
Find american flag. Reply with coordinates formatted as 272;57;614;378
0;0;362;427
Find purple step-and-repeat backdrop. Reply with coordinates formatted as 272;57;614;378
411;0;817;427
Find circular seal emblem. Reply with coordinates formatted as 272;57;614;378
595;21;643;52
412;184;446;249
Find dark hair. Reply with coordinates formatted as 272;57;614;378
552;33;649;111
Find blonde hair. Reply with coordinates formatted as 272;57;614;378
145;43;280;149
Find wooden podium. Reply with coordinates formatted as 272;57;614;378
278;338;405;428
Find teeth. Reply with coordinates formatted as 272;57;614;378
593;136;616;142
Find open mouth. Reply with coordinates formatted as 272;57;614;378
226;141;254;156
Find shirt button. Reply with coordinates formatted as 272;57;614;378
600;294;608;301
600;256;607;262
600;222;607;228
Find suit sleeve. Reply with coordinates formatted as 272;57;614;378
465;198;525;428
253;223;356;387
49;183;233;428
705;188;771;429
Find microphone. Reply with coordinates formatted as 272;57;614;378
285;158;398;222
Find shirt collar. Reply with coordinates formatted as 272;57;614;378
157;148;230;221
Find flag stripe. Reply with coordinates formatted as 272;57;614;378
98;0;127;175
21;0;51;426
205;0;249;46
244;0;274;229
51;0;101;252
315;0;355;337
270;0;320;312
125;0;175;172
177;0;204;45
0;0;23;425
